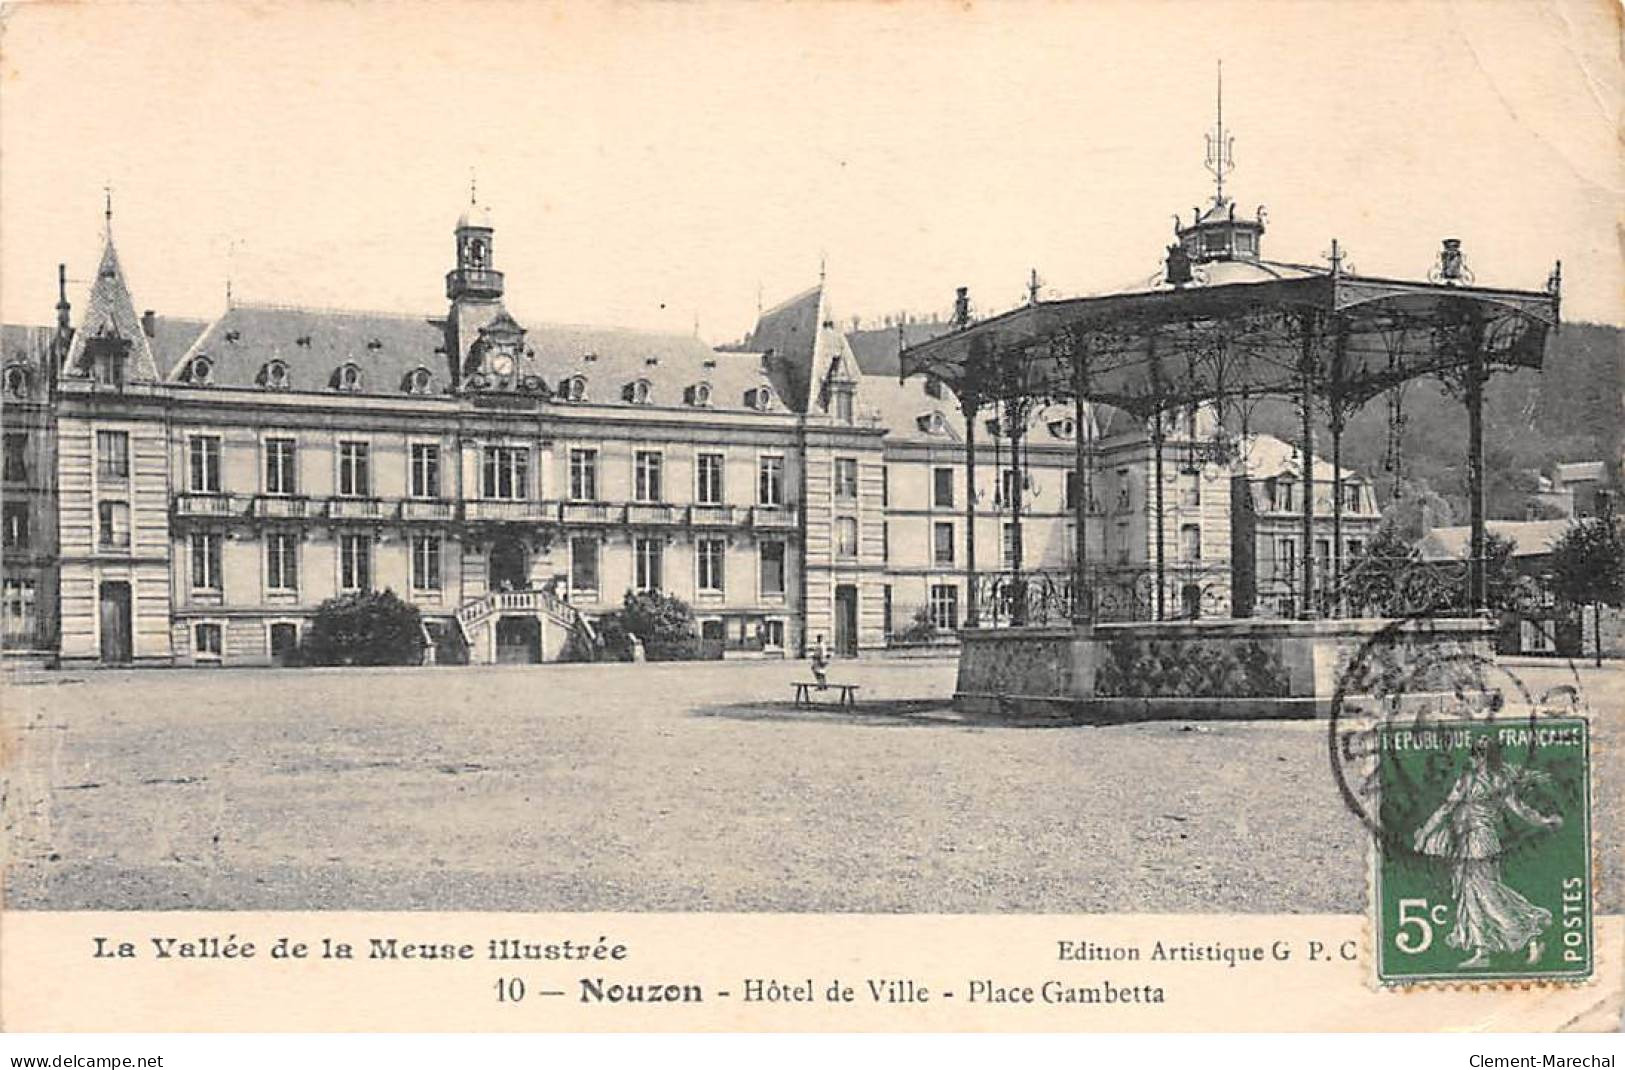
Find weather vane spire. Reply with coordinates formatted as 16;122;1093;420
1204;61;1234;206
103;181;113;233
469;166;478;206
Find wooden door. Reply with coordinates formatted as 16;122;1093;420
98;581;132;664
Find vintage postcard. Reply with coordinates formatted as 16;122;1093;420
1;0;1621;1039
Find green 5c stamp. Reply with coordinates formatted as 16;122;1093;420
1375;717;1592;985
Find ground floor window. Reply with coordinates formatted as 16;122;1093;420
411;534;442;592
929;584;959;631
571;537;599;597
634;537;662;592
340;533;372;592
191;532;222;591
697;538;725;593
763;618;785;649
267;532;299;592
2;578;36;640
759;540;785;597
194;621;223;659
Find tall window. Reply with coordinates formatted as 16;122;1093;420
634;451;663;503
265;438;297;496
1001;469;1022;508
1343;483;1362;513
3;502;28;550
411;534;442;591
191;532;222;590
882;521;890;562
696;453;724;505
1116;469;1132;512
1181;523;1202;561
570;537;599;595
482;446;529;500
3;433;26;483
337;441;370;497
340;533;372;591
933;467;954;508
881;465;889;507
834;391;854;424
1064;471;1077;512
1003;522;1019;567
267;532;299;591
758;456;784;506
189;435;221;493
929;584;960;631
933;521;955;565
96;431;129;479
1182;473;1201;508
835;457;859;499
569;449;598;501
760;540;786;597
634;536;662;592
97;501;130;549
836;516;858;557
697;538;725;593
410;444;441;499
2;578;37;640
1277;537;1297;582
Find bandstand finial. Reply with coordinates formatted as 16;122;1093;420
1204;60;1234;206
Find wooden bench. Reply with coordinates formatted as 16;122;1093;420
793;681;860;708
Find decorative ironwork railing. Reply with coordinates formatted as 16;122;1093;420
975;564;1234;626
1328;554;1478;618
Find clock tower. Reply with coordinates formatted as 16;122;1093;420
444;194;530;392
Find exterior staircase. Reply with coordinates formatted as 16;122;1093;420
453;586;596;664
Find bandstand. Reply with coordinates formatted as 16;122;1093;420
900;227;1561;720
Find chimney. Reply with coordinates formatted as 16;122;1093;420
55;264;71;332
141;310;157;338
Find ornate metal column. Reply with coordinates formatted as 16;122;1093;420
1299;311;1318;620
961;391;980;628
1071;330;1093;626
1007;385;1028;626
1328;318;1350;618
1149;336;1167;621
1464;311;1489;611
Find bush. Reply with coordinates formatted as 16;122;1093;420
300;588;425;667
595;590;698;661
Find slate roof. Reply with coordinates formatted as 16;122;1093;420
1417;519;1574;562
63;239;161;382
846;320;954;378
169;302;776;411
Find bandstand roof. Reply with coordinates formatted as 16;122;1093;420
899;269;1561;417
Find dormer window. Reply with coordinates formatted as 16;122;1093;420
259;360;290;390
558;375;588;402
403;367;433;394
746;386;774;411
685;382;712;407
623;379;653;405
188;356;214;384
334;363;363;392
4;365;29;399
917;411;948;434
1048;417;1076;439
924;376;944;399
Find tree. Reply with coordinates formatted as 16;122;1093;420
1549;514;1625;665
300;588;426;666
595;589;699;661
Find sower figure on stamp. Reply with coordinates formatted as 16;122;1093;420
1413;735;1564;969
810;633;831;690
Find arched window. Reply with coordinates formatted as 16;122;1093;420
334;363;363;392
623;379;652;405
402;367;433;394
260;360;290;390
4;365;29;399
686;382;712;407
189;356;214;384
747;385;774;411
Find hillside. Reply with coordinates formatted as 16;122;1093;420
1242;321;1621;523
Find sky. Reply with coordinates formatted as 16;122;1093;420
1;0;1619;341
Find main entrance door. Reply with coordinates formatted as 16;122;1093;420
489;536;529;591
269;622;299;666
98;581;132;664
834;584;858;657
495;615;541;664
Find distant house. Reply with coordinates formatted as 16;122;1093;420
1551;461;1614;519
1416;518;1577;655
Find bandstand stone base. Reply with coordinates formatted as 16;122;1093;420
953;616;1497;723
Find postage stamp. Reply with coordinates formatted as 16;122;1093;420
1372;716;1592;986
1328;618;1595;987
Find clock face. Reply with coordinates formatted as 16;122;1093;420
490;353;514;376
